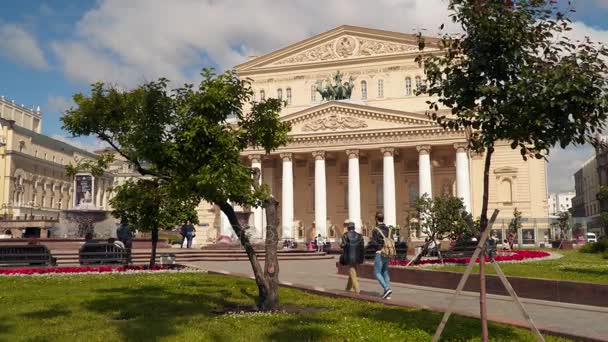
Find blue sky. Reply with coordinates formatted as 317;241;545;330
0;0;607;192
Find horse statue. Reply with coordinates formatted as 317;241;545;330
315;71;355;101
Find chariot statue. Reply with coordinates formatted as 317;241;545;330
315;71;355;101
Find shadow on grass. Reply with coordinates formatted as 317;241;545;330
362;306;526;340
82;283;248;340
21;306;71;320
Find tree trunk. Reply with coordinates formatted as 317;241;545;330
479;146;494;342
219;202;275;310
261;196;280;311
150;226;158;268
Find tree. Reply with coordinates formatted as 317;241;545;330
597;186;608;236
417;1;608;338
61;69;290;310
556;210;571;240
508;208;522;235
110;179;198;267
412;194;472;264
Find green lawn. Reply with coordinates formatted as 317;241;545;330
0;272;568;341
436;250;608;284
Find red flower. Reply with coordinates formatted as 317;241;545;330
0;265;172;276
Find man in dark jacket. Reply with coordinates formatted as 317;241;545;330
340;221;364;294
371;212;392;299
181;221;196;249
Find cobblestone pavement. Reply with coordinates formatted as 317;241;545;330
187;257;608;341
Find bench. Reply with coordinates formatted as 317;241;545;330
0;245;57;267
79;243;129;265
443;239;497;258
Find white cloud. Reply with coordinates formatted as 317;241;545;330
547;145;595;193
51;0;453;87
46;95;73;116
0;22;48;70
50;135;108;153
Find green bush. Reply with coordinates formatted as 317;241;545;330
603;249;608;260
579;238;608;254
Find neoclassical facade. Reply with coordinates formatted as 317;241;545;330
200;25;549;243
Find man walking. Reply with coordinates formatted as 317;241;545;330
181;220;196;249
116;219;134;263
372;212;394;299
340;221;364;294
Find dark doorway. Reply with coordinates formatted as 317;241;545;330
23;227;41;238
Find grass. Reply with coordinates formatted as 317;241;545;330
0;272;569;341
436;250;608;284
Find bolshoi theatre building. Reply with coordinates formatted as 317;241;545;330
197;25;549;244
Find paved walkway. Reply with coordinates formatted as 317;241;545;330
187;257;608;341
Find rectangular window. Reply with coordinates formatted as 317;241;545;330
405;78;412;96
311;85;317;103
286;88;292;105
378;79;384;98
376;183;384;208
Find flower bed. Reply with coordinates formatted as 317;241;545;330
390;250;551;266
0;265;181;276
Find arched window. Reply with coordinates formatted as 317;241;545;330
260;90;265;101
499;179;513;203
405;77;412;96
415;76;422;92
286;88;292;105
361;80;367;99
311;85;317;103
378;79;384;98
277;88;283;100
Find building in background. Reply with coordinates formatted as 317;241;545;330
548;192;575;215
571;156;602;233
0;96;112;239
194;25;550;244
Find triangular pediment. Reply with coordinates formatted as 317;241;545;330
282;101;438;135
236;25;440;73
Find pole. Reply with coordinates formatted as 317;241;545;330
480;249;488;342
432;209;499;342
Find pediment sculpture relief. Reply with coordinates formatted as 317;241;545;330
273;35;418;66
302;114;367;132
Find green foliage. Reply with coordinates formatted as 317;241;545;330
603;249;608;260
110;179;198;232
508;208;523;234
65;153;115;178
579;238;608;254
62;68;289;209
414;194;472;241
419;1;608;157
556;211;571;239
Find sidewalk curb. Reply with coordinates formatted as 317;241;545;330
204;269;606;342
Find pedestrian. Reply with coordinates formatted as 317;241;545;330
316;234;324;252
107;237;125;249
181;220;196;249
372;212;395;299
340;221;364;294
116;219;134;263
507;232;515;250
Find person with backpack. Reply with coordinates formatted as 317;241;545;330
372;212;395;299
340;221;364;294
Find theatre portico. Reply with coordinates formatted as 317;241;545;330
207;25;549;244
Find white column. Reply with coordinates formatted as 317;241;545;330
346;150;362;233
220;208;232;236
313;151;327;238
281;153;294;239
455;143;472;212
381;147;396;227
249;154;264;240
417;145;433;198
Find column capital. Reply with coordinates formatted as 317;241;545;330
312;151;326;160
280;153;293;162
416;145;432;155
248;154;262;164
346;149;359;159
380;147;395;157
453;142;468;153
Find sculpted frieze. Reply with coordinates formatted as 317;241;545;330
272;35;419;66
302;114;368;131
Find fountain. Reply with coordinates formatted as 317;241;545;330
53;173;116;238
